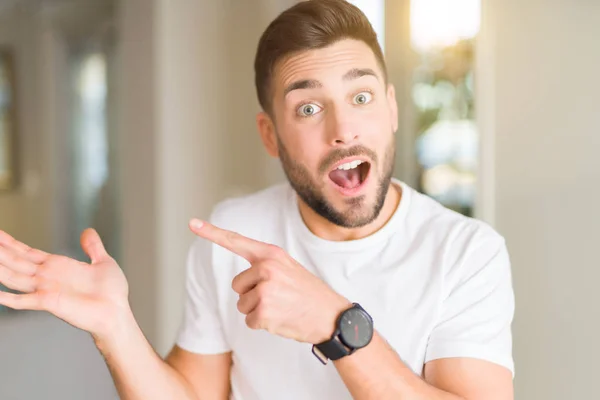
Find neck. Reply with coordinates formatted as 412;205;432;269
297;182;402;241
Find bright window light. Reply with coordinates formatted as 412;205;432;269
348;0;385;52
410;0;481;52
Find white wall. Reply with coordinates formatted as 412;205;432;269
220;1;288;194
483;0;600;398
155;0;231;355
117;0;161;351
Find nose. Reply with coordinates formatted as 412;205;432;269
326;106;359;146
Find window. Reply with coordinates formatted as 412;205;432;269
348;0;385;51
66;49;120;262
0;50;16;190
409;0;481;216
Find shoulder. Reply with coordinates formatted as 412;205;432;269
402;182;505;251
398;182;508;284
210;183;289;223
209;182;290;240
398;185;512;305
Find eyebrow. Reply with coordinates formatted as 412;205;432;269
283;79;322;97
342;68;378;81
283;68;379;97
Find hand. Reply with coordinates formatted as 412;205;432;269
189;218;351;344
0;229;131;342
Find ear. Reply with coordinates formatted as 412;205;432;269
256;111;279;157
386;83;399;133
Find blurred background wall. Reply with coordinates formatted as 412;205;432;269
0;0;597;399
491;1;600;398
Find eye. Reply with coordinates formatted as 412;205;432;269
297;103;322;117
353;91;373;105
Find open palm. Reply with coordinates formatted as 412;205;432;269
0;228;129;339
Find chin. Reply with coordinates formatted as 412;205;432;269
323;193;383;228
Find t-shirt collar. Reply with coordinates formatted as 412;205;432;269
286;178;411;253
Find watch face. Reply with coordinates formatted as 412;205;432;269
339;306;373;349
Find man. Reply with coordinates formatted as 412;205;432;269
0;1;514;399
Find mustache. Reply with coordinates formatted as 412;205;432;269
318;145;378;175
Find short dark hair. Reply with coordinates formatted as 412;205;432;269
254;0;387;115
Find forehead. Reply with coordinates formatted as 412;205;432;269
273;39;383;93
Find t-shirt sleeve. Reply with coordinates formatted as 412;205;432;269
175;237;231;354
424;227;515;375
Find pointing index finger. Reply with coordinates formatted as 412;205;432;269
189;219;266;262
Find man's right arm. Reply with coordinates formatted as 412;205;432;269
0;228;231;400
96;310;232;400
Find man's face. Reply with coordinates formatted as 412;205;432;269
264;39;398;228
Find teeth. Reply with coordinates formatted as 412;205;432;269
337;160;363;170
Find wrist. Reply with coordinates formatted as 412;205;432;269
311;302;374;365
93;307;140;354
312;298;352;344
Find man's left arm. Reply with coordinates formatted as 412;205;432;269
330;330;513;400
189;219;515;400
328;230;515;399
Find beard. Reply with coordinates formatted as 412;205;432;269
277;135;396;228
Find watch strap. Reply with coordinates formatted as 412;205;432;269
312;336;350;364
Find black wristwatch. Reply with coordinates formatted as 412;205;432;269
312;303;374;365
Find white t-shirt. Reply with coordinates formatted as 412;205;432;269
176;179;515;400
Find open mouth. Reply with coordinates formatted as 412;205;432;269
328;159;371;193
